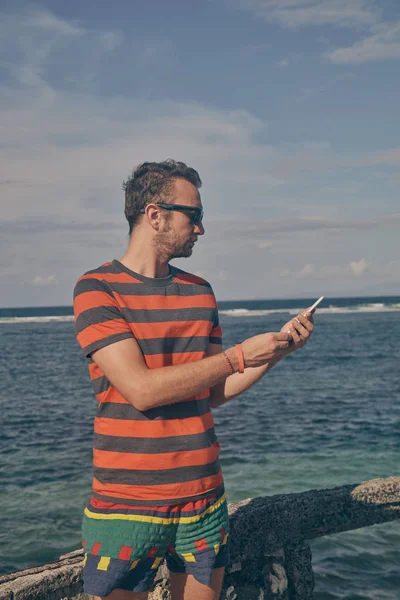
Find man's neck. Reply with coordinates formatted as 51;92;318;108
119;239;170;279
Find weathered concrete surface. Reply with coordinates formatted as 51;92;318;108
285;544;314;600
1;477;399;600
0;552;170;600
0;550;86;600
226;475;400;563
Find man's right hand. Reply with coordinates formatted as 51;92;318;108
241;332;292;368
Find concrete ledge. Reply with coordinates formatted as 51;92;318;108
1;476;399;600
227;476;400;562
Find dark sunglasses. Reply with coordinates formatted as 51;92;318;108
140;203;204;226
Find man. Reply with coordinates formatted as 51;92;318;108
73;159;314;600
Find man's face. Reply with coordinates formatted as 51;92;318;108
156;178;205;260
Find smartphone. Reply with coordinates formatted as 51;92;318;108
304;296;324;316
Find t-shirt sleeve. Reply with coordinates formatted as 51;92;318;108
73;276;134;357
209;290;222;346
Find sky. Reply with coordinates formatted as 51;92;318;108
1;0;400;306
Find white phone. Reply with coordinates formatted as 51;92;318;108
304;296;324;315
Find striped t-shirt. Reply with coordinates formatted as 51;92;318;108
73;259;224;506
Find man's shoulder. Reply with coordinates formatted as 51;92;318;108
77;260;119;281
73;261;120;299
172;266;214;290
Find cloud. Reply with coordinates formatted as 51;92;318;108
348;148;400;168
0;6;123;91
271;146;400;177
256;240;273;249
0;94;284;226
2;212;399;246
272;149;331;177
228;0;379;29
282;259;376;282
0;218;122;235
0;4;283;230
295;260;372;279
349;258;370;276
32;275;57;286
27;9;83;36
1;4;399;304
297;263;314;277
0;8;284;225
228;1;400;66
276;58;289;68
203;214;400;241
388;172;400;185
327;22;400;63
278;259;398;284
384;260;400;275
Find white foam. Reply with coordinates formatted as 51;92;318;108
219;308;286;317
1;303;399;324
220;304;400;317
0;316;74;324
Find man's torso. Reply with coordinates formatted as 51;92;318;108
73;259;223;505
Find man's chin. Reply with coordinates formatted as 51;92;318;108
172;248;192;259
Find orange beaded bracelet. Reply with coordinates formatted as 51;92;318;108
222;351;234;375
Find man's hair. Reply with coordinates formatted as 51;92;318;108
123;159;202;235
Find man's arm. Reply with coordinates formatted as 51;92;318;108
92;337;235;411
208;311;314;409
90;330;292;412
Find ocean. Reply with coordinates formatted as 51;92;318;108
1;296;399;599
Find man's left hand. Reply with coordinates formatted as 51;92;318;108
280;312;314;353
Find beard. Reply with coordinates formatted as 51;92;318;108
155;225;194;260
167;239;193;259
171;244;193;259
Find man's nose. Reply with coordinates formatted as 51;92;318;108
194;222;205;235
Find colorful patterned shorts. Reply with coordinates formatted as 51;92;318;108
82;488;230;596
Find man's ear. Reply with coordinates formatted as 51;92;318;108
144;204;162;230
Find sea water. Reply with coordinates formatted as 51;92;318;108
1;296;399;598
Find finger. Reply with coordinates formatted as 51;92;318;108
292;319;310;339
296;314;314;332
289;324;301;343
276;332;293;342
277;340;291;349
302;309;315;320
